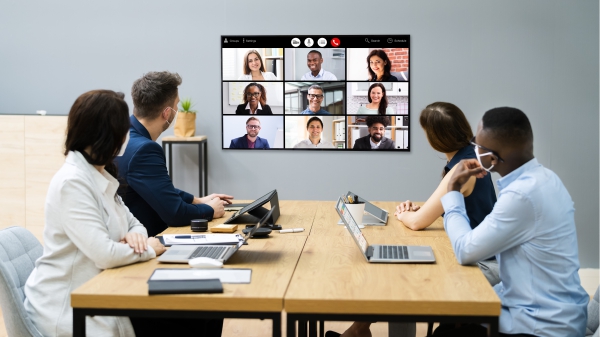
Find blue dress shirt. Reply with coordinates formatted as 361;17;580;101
441;158;588;336
300;107;331;115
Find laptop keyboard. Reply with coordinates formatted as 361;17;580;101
188;246;229;259
378;245;409;260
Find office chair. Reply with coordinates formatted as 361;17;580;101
0;226;44;337
587;286;599;337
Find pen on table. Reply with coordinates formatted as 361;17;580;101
279;228;304;233
174;235;203;239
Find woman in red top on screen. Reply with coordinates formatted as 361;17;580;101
235;82;273;115
237;50;278;80
367;49;398;82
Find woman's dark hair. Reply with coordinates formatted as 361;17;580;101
243;50;266;75
366;49;392;81
242;82;267;106
367;83;388;115
64;90;130;180
419;102;473;154
306;116;323;129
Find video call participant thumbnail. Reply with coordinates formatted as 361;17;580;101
235;82;273;115
301;84;331;115
229;117;270;149
293;116;334;149
237;49;278;81
353;115;396;150
367;49;398;82
301;50;338;80
356;83;394;115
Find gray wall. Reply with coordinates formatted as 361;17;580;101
0;1;597;268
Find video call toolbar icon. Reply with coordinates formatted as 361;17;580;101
317;38;327;47
291;38;300;47
331;37;340;47
304;38;314;47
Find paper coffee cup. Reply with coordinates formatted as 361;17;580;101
344;202;365;229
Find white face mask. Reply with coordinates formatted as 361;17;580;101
474;144;494;172
165;107;178;129
117;132;130;157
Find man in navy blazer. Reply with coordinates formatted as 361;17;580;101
229;117;271;149
115;71;233;237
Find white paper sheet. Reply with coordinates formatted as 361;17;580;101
162;234;243;245
150;268;252;284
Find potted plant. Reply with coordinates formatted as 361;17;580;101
174;97;197;137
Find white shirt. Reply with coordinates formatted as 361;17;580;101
245;101;263;114
293;139;335;148
369;138;381;149
238;72;278;80
301;68;338;80
25;151;155;337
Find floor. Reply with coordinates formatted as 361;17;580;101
0;269;596;337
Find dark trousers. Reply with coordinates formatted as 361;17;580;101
432;323;536;337
130;317;223;337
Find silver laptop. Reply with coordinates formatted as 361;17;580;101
335;198;435;263
336;191;388;226
158;207;276;264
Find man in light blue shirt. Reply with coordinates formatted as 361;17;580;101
301;50;338;80
300;84;331;115
441;107;588;337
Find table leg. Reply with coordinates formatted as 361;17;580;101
198;141;205;197
203;140;208;196
272;314;282;337
72;309;86;337
489;318;499;337
298;320;307;337
287;316;297;337
308;320;317;337
319;320;324;337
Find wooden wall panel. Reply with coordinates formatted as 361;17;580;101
0;116;25;229
24;116;67;239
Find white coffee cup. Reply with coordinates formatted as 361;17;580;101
344;202;366;229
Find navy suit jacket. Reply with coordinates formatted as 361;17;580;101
229;135;270;149
115;115;213;237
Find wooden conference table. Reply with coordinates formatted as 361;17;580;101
71;200;500;337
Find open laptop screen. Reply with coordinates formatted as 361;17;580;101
336;197;369;253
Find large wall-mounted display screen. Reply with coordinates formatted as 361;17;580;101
221;35;410;151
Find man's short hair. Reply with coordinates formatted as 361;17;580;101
131;71;182;119
481;107;533;146
307;50;322;58
307;84;323;93
246;116;260;125
306;116;323;129
366;115;390;128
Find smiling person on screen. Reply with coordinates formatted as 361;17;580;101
301;50;337;80
229;116;270;149
293;116;334;149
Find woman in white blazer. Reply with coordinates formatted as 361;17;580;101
237;49;279;80
24;90;166;337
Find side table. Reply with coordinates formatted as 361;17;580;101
161;135;207;197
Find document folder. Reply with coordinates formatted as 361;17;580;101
147;279;223;295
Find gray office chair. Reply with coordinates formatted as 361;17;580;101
587;286;599;337
0;226;44;337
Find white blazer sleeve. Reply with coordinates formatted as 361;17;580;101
59;178;155;270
